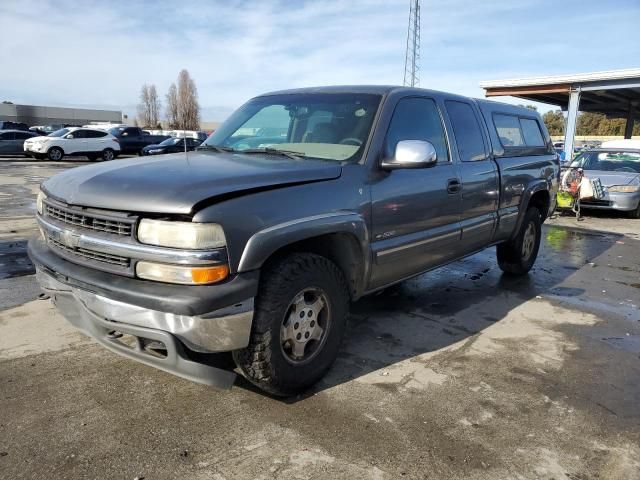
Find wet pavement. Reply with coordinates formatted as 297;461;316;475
1;158;639;479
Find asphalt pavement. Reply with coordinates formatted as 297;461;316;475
1;157;639;480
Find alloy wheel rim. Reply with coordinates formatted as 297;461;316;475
104;150;113;160
280;287;331;364
51;150;61;160
521;221;536;260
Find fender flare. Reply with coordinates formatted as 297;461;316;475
510;180;549;240
237;211;370;288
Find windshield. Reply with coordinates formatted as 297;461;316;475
159;138;182;146
48;128;70;137
202;93;381;162
571;150;640;173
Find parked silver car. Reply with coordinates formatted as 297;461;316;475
571;146;640;218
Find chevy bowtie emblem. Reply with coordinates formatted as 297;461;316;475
61;230;81;248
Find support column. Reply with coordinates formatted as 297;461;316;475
624;105;635;139
564;88;580;160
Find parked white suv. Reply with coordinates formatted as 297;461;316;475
24;127;121;161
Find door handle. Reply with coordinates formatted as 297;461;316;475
447;178;461;194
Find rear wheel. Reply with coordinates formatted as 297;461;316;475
233;253;349;396
101;148;115;161
47;147;63;161
497;207;542;275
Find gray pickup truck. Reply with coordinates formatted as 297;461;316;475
28;86;559;396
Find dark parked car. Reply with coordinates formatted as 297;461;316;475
29;86;559;396
0;121;29;131
107;127;171;155
0;129;39;155
141;137;202;155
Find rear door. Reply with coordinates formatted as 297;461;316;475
444;100;499;251
369;96;463;289
85;130;107;152
66;129;87;153
13;132;34;154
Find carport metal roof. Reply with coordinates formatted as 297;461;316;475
480;68;640;117
480;68;640;156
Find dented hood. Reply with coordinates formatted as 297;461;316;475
42;151;342;214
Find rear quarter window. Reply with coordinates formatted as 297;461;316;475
519;118;545;146
493;114;524;147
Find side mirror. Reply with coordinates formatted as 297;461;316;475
381;140;437;170
122;132;129;136
65;134;74;139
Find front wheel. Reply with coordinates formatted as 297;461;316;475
233;253;349;396
497;207;542;275
47;147;63;161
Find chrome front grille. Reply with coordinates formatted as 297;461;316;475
48;236;131;268
44;203;134;237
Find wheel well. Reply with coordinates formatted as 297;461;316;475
48;146;63;154
529;190;550;221
263;233;365;300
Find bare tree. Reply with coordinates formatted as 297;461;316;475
137;84;162;127
165;83;179;129
148;85;161;128
137;84;151;127
177;69;200;130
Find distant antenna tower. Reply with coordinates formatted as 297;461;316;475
403;0;421;87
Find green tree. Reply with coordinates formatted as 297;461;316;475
542;110;565;136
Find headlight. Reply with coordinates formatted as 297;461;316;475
137;219;226;249
136;261;229;285
608;185;640;193
36;191;46;215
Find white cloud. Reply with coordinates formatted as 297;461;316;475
1;0;638;120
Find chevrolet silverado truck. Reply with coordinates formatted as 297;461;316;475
29;86;559;396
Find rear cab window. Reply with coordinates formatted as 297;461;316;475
445;100;487;162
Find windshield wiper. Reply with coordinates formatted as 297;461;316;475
196;144;235;153
240;147;304;160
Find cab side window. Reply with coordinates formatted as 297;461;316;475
445;101;487;162
69;130;86;139
385;97;449;162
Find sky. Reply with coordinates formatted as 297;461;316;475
1;0;639;122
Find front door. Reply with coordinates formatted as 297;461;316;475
369;96;462;289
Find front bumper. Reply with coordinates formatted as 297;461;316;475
581;191;640;211
28;237;259;388
37;267;238;388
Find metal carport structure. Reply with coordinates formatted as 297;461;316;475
479;68;640;155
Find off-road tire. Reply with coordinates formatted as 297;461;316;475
497;207;542;275
233;253;349;396
47;147;63;161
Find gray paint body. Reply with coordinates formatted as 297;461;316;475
40;85;559;301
